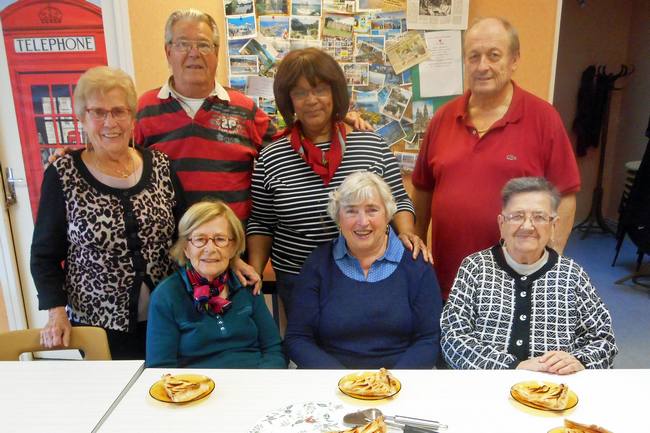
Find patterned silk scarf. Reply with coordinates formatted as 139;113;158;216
186;267;232;315
288;121;347;185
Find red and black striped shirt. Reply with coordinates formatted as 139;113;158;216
134;85;276;220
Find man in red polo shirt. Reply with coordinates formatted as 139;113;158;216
412;17;580;300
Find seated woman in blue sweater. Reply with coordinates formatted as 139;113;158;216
146;201;286;368
285;171;442;369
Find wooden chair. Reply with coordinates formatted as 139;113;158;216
0;326;112;360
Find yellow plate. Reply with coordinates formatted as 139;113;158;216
149;374;215;404
510;381;578;412
547;428;566;433
338;372;402;400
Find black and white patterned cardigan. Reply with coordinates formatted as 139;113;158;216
441;245;618;370
30;148;184;332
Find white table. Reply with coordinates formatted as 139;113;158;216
0;360;144;433
98;368;646;433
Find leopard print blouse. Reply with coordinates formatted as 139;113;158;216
31;148;181;332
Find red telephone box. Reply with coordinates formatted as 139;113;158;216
1;0;107;217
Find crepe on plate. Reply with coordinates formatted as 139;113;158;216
339;368;399;397
560;419;612;433
511;381;569;410
161;374;211;403
331;416;387;433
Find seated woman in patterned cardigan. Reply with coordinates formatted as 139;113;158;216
441;177;618;374
146;201;286;368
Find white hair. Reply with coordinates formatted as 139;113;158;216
327;171;397;224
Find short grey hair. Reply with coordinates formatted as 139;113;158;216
466;16;520;56
327;171;398;224
73;66;137;119
501;177;560;212
164;8;220;47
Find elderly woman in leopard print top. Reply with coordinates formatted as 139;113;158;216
30;66;185;359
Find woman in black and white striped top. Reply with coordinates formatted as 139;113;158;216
246;48;429;313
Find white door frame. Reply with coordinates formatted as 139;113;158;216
0;0;134;331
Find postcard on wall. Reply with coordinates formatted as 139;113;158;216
342;62;370;86
246;76;275;98
385;31;430;74
290;39;322;50
290;15;321;40
322;36;354;62
406;0;468;30
322;14;355;39
323;0;356;14
229;76;248;92
258;15;290;39
225;0;255;16
382;0;406;11
377;120;406;146
356;0;382;11
419;30;463;97
354;35;386;63
292;0;322;16
230;55;260;75
380;85;412;121
240;38;277;65
229;38;250;54
353;14;371;33
394;150;417;172
255;0;288;15
412;99;434;132
227;14;257;39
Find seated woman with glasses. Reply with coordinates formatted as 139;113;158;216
146;201;286;368
441;177;618;374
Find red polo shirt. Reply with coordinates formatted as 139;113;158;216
412;82;580;298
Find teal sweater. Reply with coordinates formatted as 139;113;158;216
146;269;287;368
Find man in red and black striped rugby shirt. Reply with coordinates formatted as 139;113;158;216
134;9;276;221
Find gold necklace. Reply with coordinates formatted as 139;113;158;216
93;149;135;179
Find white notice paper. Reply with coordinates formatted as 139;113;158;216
246;76;275;99
419;30;463;98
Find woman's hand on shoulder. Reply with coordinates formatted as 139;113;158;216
40;306;71;348
398;232;433;264
231;257;262;295
344;111;374;132
47;147;74;165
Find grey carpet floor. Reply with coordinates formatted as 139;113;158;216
564;231;650;368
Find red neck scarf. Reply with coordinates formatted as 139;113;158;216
186;267;231;315
288;121;347;185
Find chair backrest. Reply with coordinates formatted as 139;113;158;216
0;326;112;360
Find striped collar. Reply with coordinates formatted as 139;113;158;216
157;77;230;101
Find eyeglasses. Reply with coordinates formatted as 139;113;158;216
85;107;131;121
188;235;233;248
170;40;216;55
290;84;331;101
501;211;556;226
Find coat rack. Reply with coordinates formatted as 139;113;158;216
573;64;633;238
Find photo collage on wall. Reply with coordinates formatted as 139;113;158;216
223;0;469;171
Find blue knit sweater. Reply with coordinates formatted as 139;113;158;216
146;269;287;368
285;242;442;369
